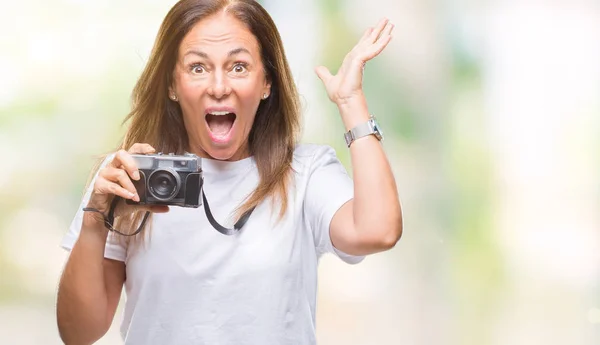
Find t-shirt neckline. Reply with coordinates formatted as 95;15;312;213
196;155;255;174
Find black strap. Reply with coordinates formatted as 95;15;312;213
202;188;255;236
83;189;253;236
83;197;151;237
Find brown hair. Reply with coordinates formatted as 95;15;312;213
96;0;300;236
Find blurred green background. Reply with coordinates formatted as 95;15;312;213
1;0;599;344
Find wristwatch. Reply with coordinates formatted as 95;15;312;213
344;115;384;147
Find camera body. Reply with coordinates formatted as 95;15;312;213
126;152;203;208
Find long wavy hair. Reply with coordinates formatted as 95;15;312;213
90;0;301;237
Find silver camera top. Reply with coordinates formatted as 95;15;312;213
132;152;202;172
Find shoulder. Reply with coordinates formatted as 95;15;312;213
293;143;340;162
292;143;347;174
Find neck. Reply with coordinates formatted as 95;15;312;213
187;141;250;162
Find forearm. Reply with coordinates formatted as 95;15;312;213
339;97;403;247
57;214;112;344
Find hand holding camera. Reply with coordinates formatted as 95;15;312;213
84;143;250;236
84;143;171;226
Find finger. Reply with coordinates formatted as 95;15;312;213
148;205;170;213
368;18;390;44
125;205;170;214
315;66;333;85
375;22;394;43
95;178;138;201
128;143;155;155
101;167;139;200
362;31;393;61
113;204;170;223
111;149;141;181
358;27;374;44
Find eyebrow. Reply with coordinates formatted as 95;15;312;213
184;47;251;59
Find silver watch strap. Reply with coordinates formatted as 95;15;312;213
344;118;380;147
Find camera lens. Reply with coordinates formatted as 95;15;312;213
148;168;181;201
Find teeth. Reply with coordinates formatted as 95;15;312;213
208;111;230;116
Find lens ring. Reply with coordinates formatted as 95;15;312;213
147;168;181;201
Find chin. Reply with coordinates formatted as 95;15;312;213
204;142;242;161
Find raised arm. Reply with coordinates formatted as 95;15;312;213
315;18;402;256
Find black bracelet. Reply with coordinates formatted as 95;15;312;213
82;197;150;237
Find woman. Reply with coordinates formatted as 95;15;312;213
57;0;402;344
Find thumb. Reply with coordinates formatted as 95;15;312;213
315;66;333;84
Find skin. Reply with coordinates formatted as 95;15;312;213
315;18;403;255
57;13;401;344
169;11;271;161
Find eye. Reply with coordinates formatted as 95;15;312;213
191;64;205;74
232;63;248;74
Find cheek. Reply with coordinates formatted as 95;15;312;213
238;81;260;98
238;95;260;130
236;81;263;110
177;78;201;101
177;80;205;123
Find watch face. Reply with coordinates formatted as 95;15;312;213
371;119;384;140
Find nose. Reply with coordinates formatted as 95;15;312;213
207;72;232;99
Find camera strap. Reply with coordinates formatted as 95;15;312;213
83;197;150;237
201;187;255;236
84;184;255;236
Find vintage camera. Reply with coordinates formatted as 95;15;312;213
125;152;203;208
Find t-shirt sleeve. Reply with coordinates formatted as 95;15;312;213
60;153;127;262
303;146;365;264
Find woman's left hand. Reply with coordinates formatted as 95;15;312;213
316;18;394;107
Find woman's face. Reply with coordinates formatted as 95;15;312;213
171;12;271;161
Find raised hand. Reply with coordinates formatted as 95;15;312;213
315;18;394;107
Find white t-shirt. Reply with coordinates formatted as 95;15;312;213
61;144;364;345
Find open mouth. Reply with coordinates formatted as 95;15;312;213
205;111;236;140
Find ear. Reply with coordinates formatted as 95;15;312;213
168;72;178;97
167;85;180;102
262;78;272;98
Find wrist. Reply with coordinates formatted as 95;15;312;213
79;219;110;252
337;98;370;131
82;212;109;237
343;114;384;148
